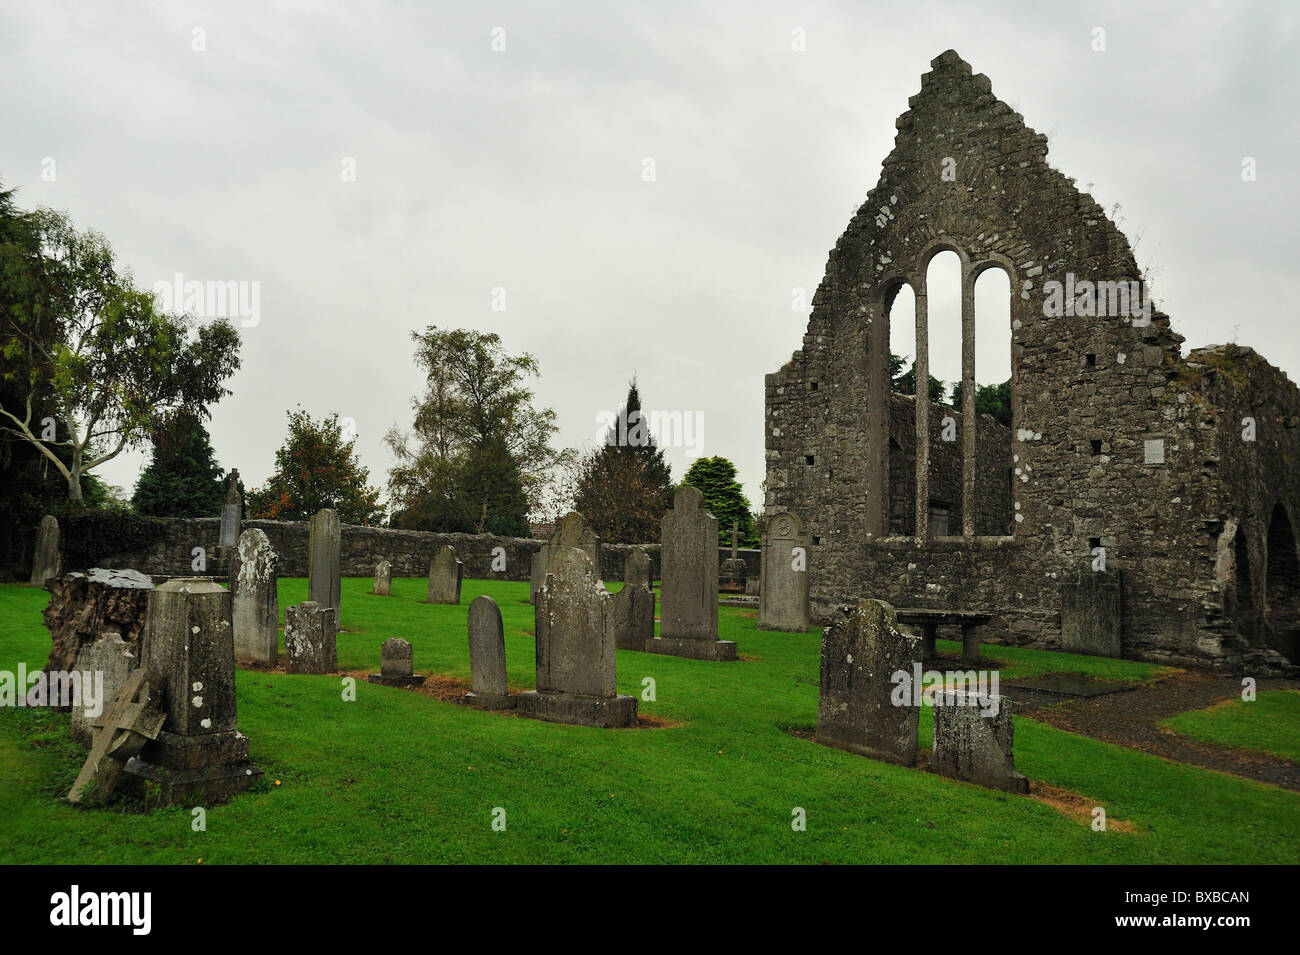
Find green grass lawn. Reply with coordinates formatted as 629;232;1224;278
0;578;1296;864
1161;690;1300;764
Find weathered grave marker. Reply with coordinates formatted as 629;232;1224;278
647;485;736;660
30;514;60;586
426;545;464;604
367;637;424;686
308;508;341;623
232;528;279;666
284;600;338;674
758;511;810;632
465;596;515;709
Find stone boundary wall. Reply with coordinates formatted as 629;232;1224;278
92;517;762;584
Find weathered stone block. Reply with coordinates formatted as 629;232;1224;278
284;601;337;674
816;598;921;765
308;509;341;623
368;637;424;687
930;691;1028;793
612;583;654;652
232;529;278;666
426;545;463;604
69;634;138;747
1060;569;1122;657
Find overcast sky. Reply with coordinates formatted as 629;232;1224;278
2;0;1296;518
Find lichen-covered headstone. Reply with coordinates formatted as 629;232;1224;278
465;596;514;709
648;485;735;660
931;691;1028;793
284;600;338;674
623;547;652;590
517;547;636;728
758;511;810;632
816;598;921;766
612;583;654;652
30;514;60;586
308;508;341;623
119;577;262;806
232;529;279;666
373;560;392;597
69;633;138;747
367;637;424;686
426;545;463;604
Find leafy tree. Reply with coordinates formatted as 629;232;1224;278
680;456;754;546
386;327;558;533
950;379;1012;427
891;353;947;404
0;204;241;502
132;410;227;516
246;408;385;525
572;379;675;542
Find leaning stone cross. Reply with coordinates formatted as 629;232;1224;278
67;669;166;804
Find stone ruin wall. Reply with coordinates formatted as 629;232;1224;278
766;51;1300;671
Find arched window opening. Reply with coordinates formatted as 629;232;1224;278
1264;504;1300;663
971;265;1013;535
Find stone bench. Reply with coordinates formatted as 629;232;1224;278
893;608;993;661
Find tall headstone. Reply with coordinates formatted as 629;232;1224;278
373;560;392;596
529;549;547;604
1060;568;1122;657
720;521;747;593
758;511;811;632
517;547;637;728
465;596;515;709
284;601;338;674
69;633;138;747
218;470;243;547
30;514;61;586
647;485;736;660
119;578;263;805
367;637;424;686
623;547;652;590
426;545;464;604
931;691;1029;793
816;598;921;766
232;528;279;666
612;583;654;652
308;508;341;624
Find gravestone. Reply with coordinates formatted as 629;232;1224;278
758;511;811;632
30;514;60;586
426;545;464;604
308;508;341;624
612;583;654;652
69;634;138;747
284;601;338;674
745;577;760;596
529;549;547;605
373;560;392;597
531;512;603;605
931;691;1029;793
367;637;424;686
465;595;515;709
720;521;747;593
119;578;263;806
517;547;637;728
816;598;921;766
623;547;652;590
231;528;279;666
1060;568;1122;657
68;669;166;804
647;485;736;661
218;470;243;547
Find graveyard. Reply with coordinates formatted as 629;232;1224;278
0;569;1296;865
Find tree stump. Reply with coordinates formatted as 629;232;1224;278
41;569;155;688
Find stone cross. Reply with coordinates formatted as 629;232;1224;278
68;669;165;804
